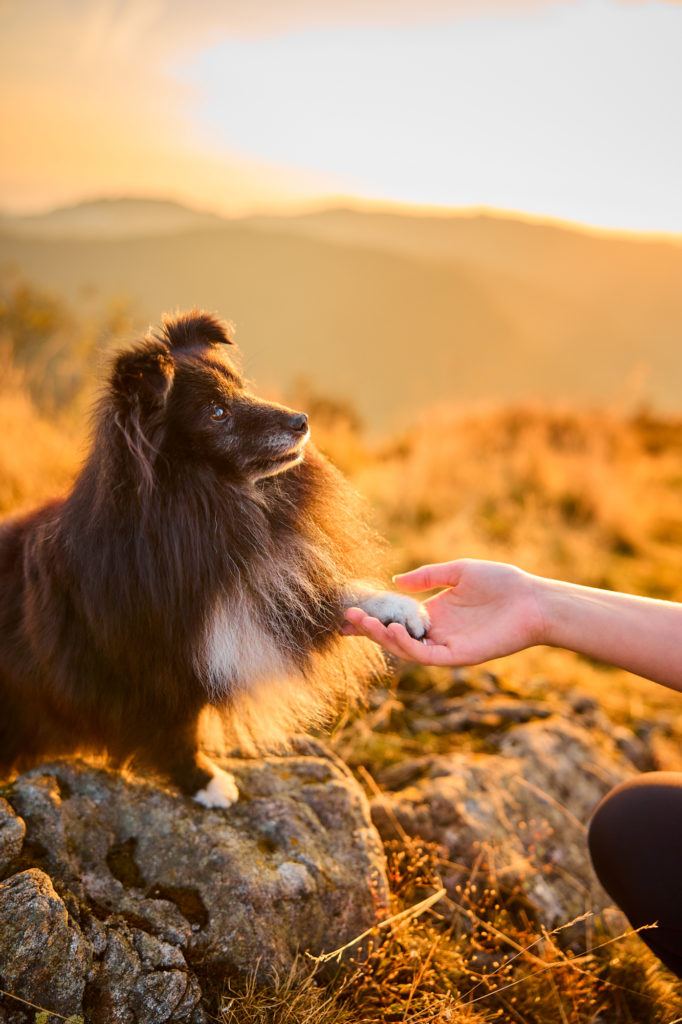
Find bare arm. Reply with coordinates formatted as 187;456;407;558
343;559;682;692
534;576;682;690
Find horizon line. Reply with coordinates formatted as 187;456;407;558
3;191;682;246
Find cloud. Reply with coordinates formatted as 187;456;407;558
3;1;680;70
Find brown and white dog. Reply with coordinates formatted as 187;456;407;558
0;311;428;807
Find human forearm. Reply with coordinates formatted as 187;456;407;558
533;576;682;691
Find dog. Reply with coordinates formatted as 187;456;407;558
0;311;428;807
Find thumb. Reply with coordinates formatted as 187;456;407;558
393;561;463;592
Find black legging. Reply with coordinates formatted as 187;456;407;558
589;772;682;977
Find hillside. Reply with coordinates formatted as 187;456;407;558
0;197;224;240
1;199;681;430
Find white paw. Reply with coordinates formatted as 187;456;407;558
353;590;430;640
193;766;239;808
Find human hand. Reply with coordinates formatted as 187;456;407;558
343;559;545;667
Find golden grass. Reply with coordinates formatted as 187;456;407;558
324;402;682;748
216;833;682;1023
349;402;682;593
0;360;83;516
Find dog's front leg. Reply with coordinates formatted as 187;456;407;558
343;583;430;640
192;756;239;809
150;727;239;808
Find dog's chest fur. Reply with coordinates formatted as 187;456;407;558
197;594;292;699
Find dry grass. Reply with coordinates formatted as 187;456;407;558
333;401;682;749
216;834;682;1023
0;359;83;516
4;385;682;1021
351;402;682;596
270;401;682;1022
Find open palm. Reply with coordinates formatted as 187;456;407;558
344;559;543;667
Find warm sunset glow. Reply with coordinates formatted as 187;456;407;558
2;0;682;232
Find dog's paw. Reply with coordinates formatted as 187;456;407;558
193;765;239;808
354;591;430;640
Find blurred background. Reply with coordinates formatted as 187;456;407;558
1;0;682;636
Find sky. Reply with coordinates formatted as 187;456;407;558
2;0;682;233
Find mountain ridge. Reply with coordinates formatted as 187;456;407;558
0;196;225;240
3;195;682;246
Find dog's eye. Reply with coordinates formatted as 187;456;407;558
210;403;229;422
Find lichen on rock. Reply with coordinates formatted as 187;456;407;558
0;755;389;1023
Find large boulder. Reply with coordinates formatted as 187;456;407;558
371;713;635;928
0;755;389;1023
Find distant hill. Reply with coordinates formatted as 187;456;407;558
1;198;681;430
0;197;224;239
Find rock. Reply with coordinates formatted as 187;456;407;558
0;797;24;872
371;715;635;929
0;866;203;1024
436;696;553;734
84;921;204;1024
0;754;389;1020
611;724;656;771
0;868;91;1018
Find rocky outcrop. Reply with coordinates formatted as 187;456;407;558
366;676;641;931
0;755;389;1023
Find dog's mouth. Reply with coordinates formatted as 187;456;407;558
257;429;310;478
276;431;310;466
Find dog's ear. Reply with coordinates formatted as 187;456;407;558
112;340;175;412
160;310;234;351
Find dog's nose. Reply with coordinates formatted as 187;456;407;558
290;412;308;433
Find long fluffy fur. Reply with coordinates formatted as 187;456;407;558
0;311;385;794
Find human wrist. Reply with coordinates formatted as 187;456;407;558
523;572;565;648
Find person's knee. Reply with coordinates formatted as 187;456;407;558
589;773;682;977
589;773;682;918
588;776;641;850
590;772;682;847
588;778;640;885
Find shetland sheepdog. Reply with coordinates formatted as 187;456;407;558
0;312;427;806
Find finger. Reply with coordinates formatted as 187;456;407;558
345;608;459;666
364;619;433;661
344;609;412;649
344;607;372;628
382;623;465;666
350;614;456;666
344;609;404;650
343;608;393;640
393;561;464;593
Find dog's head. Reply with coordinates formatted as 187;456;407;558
111;311;310;485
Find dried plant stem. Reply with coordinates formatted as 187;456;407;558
0;986;80;1023
306;887;447;965
459;922;659;1008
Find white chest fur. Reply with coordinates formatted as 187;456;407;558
197;595;291;700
